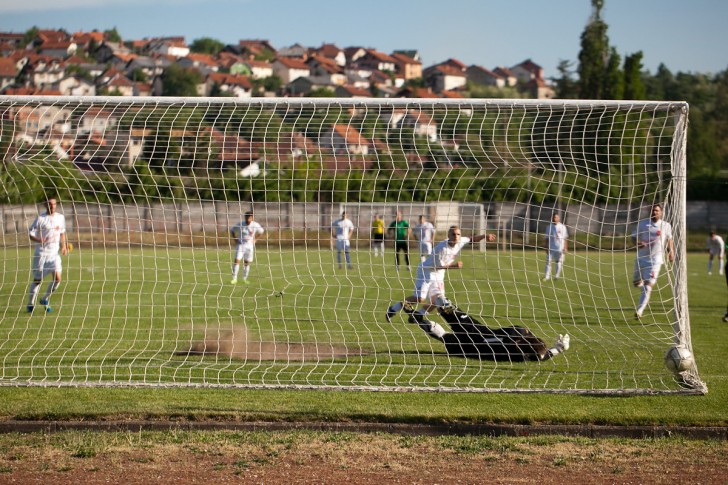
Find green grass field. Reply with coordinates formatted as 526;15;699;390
1;247;726;426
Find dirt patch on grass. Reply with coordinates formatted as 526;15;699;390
1;430;726;484
177;325;366;361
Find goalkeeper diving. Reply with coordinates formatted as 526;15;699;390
385;225;569;361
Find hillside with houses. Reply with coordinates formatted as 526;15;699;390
0;29;554;99
0;28;581;205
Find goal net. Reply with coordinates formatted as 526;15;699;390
0;95;706;394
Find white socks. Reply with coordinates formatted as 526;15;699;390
42;281;59;301
636;285;652;315
28;282;40;306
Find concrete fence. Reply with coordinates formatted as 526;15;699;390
2;201;726;248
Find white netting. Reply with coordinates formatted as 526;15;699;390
0;96;706;394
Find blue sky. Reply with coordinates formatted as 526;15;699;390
0;0;726;79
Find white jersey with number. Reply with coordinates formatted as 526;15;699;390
231;221;264;246
545;222;568;252
29;212;66;256
632;218;673;265
707;235;725;257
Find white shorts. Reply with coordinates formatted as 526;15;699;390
546;250;564;263
709;249;724;257
418;241;433;257
32;253;62;280
413;268;445;304
336;239;351;251
235;243;255;263
633;259;662;285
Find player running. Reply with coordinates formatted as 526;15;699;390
631;203;674;319
27;198;68;313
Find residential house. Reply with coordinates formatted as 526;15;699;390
355;49;397;73
31;30;69;49
238;60;273;79
24;57;66;87
126;55;170;80
0;32;24;47
368;70;395;89
287;76;336;96
10;105;71;138
101;73;135;96
237;39;277;60
343;47;367;66
0;42;16;56
344;71;371;90
388;109;438;142
94;42;132;63
64;57;106;79
320;123;369;155
272;57;310;84
424;64;467;93
0;57;17;90
306;55;345;85
77;107;119;134
71;31;105;52
39;41;77;59
52;75;96;96
466;65;505;87
148;37;189;58
206;72;253;98
511;59;544;83
177;53;219;75
334;84;371;98
133;82;153;96
391;52;422;80
493;66;517;87
524;78;555;99
206;127;258;169
277;43;309;60
313;43;346;66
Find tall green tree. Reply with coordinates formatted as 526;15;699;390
578;0;610;98
602;47;624;99
623;51;646;100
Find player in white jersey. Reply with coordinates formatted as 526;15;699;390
332;211;355;269
413;215;436;262
543;213;569;281
27;198;68;313
631;204;674;319
385;226;495;341
230;211;264;285
706;230;725;275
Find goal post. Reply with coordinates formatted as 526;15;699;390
0;95;706;394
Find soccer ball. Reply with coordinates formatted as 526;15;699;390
664;346;693;373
